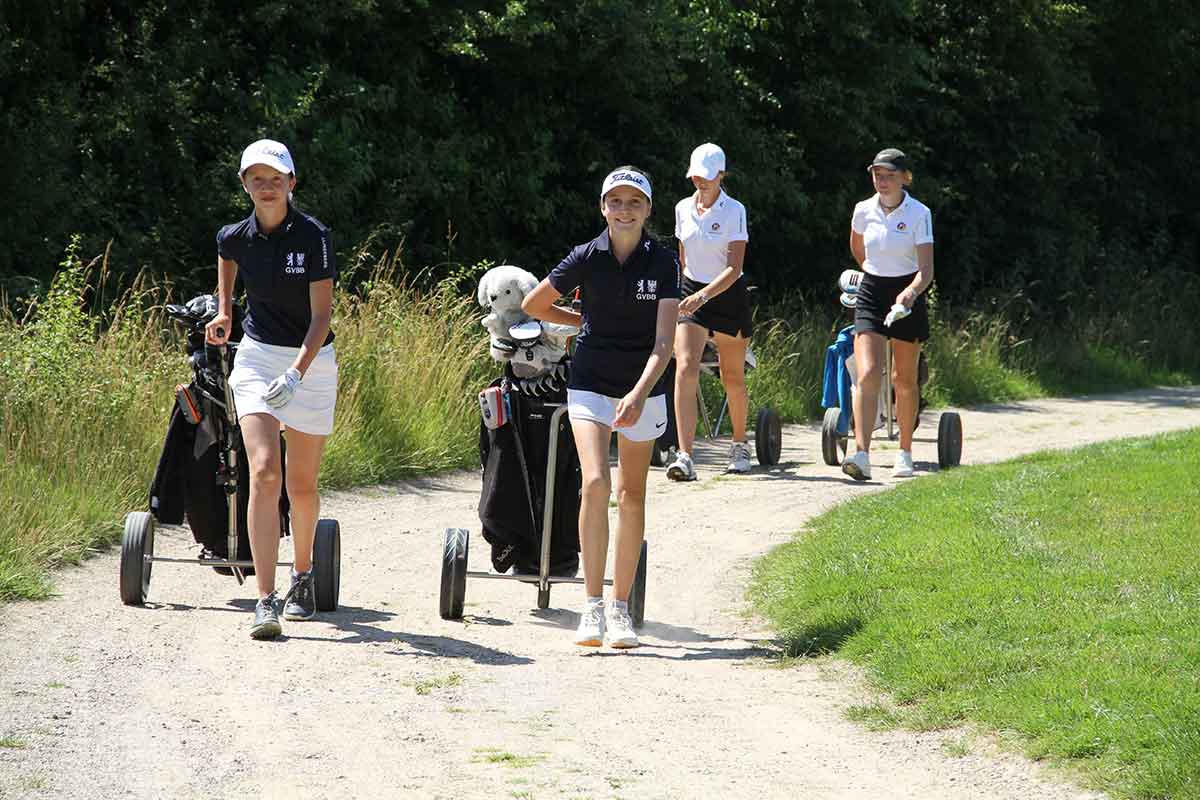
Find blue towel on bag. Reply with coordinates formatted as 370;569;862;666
821;325;856;434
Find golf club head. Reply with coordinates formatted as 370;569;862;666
839;269;864;295
839;291;858;308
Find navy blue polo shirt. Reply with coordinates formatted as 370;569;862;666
548;230;681;398
216;206;336;347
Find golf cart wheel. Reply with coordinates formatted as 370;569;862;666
119;511;155;606
937;412;963;468
313;518;341;612
537;584;551;610
755;407;783;466
440;528;469;620
821;407;847;466
627;541;648;628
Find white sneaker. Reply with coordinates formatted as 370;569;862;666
726;441;752;474
574;600;605;647
666;450;697;482
842;450;872;481
606;602;639;649
893;449;915;478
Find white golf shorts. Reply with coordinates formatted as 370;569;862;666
566;389;667;442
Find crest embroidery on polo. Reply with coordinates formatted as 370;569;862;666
284;252;307;274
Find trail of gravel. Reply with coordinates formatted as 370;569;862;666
2;386;1197;799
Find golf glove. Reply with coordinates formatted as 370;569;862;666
884;303;911;327
263;367;302;410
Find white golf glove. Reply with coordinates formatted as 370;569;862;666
263;367;302;409
884;303;912;327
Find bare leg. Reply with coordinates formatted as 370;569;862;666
282;427;327;573
890;339;922;451
612;435;654;601
712;331;750;442
239;413;283;597
852;332;886;453
571;419;612;598
672;321;709;455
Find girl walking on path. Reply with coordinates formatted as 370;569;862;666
522;166;680;649
205;139;339;639
665;143;754;481
843;147;934;481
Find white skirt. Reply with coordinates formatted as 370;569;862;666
229;336;338;436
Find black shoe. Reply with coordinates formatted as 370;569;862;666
250;592;282;640
282;570;316;621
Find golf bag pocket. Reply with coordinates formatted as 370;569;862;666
479;385;510;429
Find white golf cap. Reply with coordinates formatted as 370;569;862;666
239;139;296;177
600;168;652;201
686;142;726;180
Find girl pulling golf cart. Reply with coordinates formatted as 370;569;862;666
206;139;340;639
842;148;934;481
522;166;680;649
667;143;756;480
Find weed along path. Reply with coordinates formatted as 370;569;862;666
2;386;1198;800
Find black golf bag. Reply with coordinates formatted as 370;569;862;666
478;367;580;577
147;295;289;572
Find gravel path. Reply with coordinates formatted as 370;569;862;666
2;386;1197;800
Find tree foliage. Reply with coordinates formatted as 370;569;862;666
1;0;1197;310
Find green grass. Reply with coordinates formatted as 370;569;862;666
471;748;544;768
0;736;27;748
412;672;463;695
749;429;1200;799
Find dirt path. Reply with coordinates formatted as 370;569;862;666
3;386;1198;800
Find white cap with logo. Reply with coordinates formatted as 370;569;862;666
239;139;296;177
600;168;652;202
686;143;726;181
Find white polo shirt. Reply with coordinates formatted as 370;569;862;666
851;192;934;277
674;190;749;283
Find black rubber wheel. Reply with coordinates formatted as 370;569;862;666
119;511;154;606
537;584;551;610
937;411;963;468
821;407;847;466
313;518;341;612
440;528;469;620
627;540;648;627
755;407;783;466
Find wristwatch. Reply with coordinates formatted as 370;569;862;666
697;291;709;305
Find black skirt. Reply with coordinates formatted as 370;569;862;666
679;274;754;338
853;271;929;343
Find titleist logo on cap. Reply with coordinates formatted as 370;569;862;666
601;168;652;200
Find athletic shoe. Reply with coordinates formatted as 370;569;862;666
606;602;639;649
893;450;915;478
250;592;282;640
666;451;697;482
574;599;605;647
726;441;752;474
842;450;872;481
282;570;316;621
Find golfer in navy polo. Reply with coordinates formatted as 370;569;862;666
205;139;338;640
522;166;680;649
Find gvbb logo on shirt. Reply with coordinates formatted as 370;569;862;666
284;252;307;274
896;222;907;231
636;279;658;301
